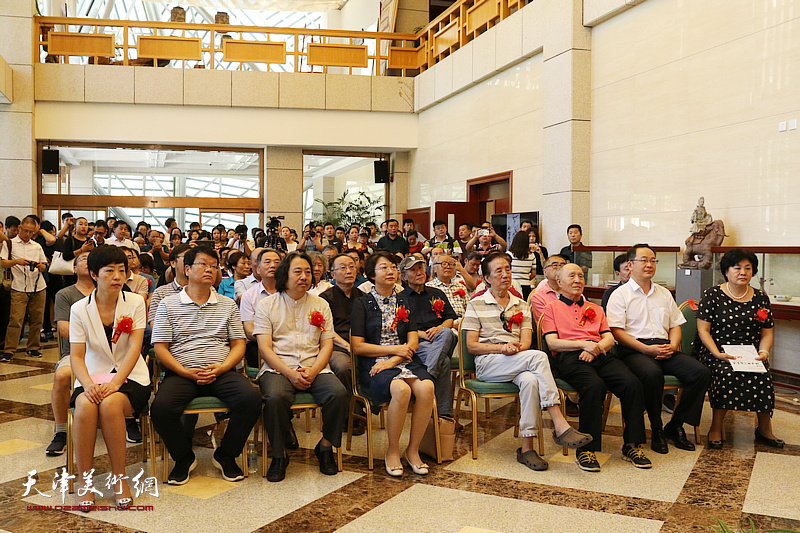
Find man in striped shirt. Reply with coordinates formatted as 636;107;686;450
151;247;261;485
426;254;469;324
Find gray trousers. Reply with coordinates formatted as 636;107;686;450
259;371;348;457
415;328;457;416
475;350;560;438
329;347;353;395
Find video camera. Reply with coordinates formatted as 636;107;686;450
260;215;286;251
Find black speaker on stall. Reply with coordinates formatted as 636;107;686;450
374;160;390;183
42;149;60;174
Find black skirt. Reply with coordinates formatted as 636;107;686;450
70;379;152;415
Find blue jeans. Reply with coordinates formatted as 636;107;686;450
415;328;457;416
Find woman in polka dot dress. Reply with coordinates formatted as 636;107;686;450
697;249;784;450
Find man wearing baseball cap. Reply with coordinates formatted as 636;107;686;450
399;255;458;418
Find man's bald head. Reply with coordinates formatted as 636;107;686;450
556;263;585;300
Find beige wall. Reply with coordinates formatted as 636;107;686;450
35;102;418;151
334;163;386;202
0;0;35;218
409;53;544;227
590;0;800;247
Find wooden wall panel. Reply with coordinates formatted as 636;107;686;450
466;0;500;34
223;40;286;63
307;43;368;68
433;20;459;56
49;32;115;57
138;36;202;60
388;47;421;69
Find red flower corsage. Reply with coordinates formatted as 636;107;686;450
755;307;769;322
391;306;410;331
455;288;466;298
111;316;134;344
431;298;445;319
507;311;524;327
309;310;326;331
579;306;597;326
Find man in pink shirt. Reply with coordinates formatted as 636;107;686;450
530;254;568;323
541;264;649;472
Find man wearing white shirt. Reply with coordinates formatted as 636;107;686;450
606;243;710;455
254;251;347;482
234;247;263;303
106;220;140;253
226;224;254;256
240;248;281;366
1;217;48;361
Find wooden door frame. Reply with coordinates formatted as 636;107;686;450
405;206;431;235
466;170;513;206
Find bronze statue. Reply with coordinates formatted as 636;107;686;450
680;219;727;269
689;196;713;234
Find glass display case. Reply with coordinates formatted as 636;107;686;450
711;246;800;320
573;246;681;300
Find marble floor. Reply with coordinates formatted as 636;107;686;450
1;340;799;533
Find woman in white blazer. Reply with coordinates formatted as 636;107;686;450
70;245;150;510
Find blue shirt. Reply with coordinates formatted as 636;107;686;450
218;276;236;299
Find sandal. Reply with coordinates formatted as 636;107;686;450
78;492;95;513
116;497;133;510
552;427;593;449
115;480;134;509
403;451;429;475
516;447;548;471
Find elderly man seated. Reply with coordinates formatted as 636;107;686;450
151;247;261;485
426;253;471;327
400;255;458;418
320;253;367;435
462;252;591;471
529;254;569;323
542;264;651;471
255;251;348;482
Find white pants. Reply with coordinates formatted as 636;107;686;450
475;350;560;438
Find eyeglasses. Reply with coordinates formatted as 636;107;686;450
332;265;358;272
434;262;456;268
545;262;567;270
192;262;219;271
376;265;399;272
631;259;659;265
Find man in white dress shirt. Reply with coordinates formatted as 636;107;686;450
606;243;710;455
106;220;140;253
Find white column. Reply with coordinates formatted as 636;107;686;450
0;0;35;218
540;0;592;251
